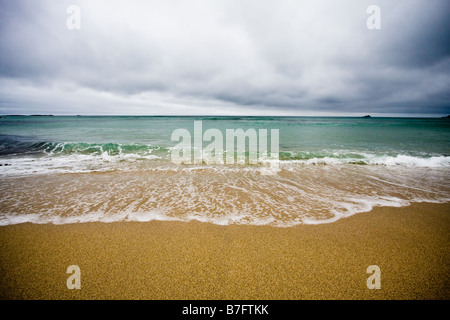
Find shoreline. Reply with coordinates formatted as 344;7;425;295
0;202;448;300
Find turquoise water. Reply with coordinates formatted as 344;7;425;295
0;116;449;226
1;116;449;164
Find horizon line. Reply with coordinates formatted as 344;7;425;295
1;114;449;118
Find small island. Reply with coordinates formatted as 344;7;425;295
362;115;371;118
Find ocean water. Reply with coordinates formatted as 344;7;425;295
0;115;449;226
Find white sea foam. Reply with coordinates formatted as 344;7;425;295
1;154;449;177
0;152;162;176
0;210;184;226
279;154;450;167
1;195;448;227
366;155;450;167
0;153;448;227
1;196;446;228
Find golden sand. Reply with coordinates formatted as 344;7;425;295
0;203;448;300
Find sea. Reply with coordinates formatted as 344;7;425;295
0;115;449;226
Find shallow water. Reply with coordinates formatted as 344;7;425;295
1;116;449;226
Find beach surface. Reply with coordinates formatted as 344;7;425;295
0;202;448;300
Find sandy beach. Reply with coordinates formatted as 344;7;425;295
0;202;448;300
2;0;450;305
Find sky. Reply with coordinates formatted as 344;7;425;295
0;0;449;116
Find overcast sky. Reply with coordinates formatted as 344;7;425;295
0;0;449;116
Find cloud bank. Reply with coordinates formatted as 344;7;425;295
1;0;449;116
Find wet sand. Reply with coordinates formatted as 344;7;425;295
0;202;448;300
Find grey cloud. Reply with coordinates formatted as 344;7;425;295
0;0;449;115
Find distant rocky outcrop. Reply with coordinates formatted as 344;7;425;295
362;115;371;118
